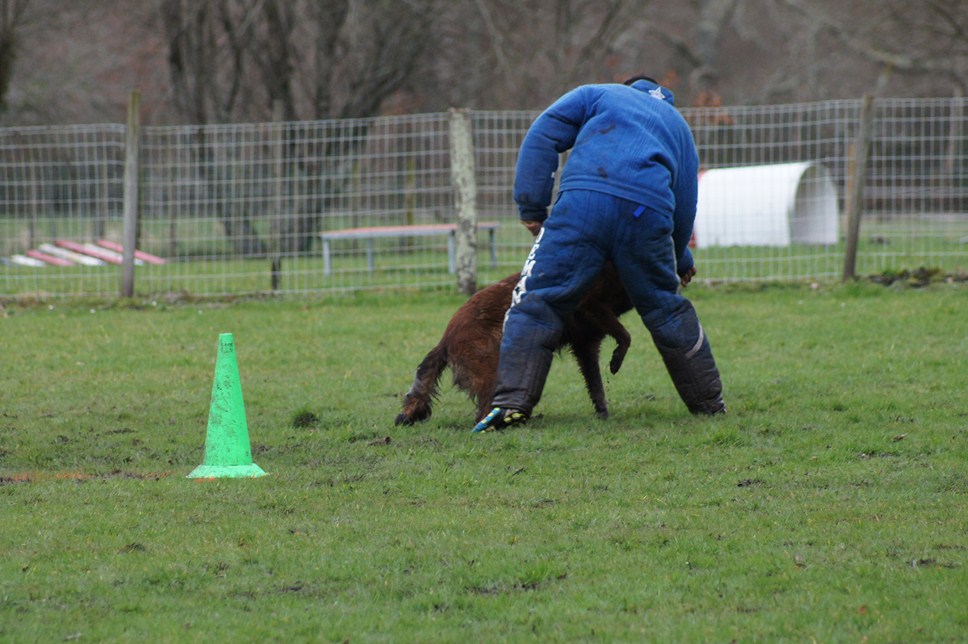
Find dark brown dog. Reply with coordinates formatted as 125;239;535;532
395;263;633;425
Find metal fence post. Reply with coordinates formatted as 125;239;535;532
121;90;141;298
843;94;875;281
449;108;478;295
270;101;284;291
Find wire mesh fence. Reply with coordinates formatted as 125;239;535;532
1;97;965;299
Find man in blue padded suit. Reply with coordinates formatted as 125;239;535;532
473;75;725;433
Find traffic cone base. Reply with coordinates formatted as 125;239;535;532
187;333;267;479
187;463;267;479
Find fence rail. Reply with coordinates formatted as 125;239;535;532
1;97;965;299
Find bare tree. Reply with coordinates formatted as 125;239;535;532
692;0;740;89
160;0;260;254
548;0;640;92
161;0;435;123
424;0;645;110
781;0;968;96
307;0;349;119
160;0;255;123
0;0;32;113
159;0;438;254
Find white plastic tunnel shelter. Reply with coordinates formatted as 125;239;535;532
693;162;840;248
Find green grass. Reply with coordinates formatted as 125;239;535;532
1;282;967;641
3;214;966;298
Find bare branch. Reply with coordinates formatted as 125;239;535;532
472;0;514;87
0;0;32;111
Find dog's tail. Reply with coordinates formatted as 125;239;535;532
395;343;448;425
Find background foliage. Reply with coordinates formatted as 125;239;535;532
2;0;966;126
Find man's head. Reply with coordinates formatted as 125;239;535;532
622;75;675;107
623;74;659;86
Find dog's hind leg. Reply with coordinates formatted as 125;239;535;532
571;341;610;419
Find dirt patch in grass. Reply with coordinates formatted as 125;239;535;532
0;470;171;484
869;267;968;287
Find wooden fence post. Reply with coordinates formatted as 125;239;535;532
842;94;875;281
121;90;141;298
449;108;479;295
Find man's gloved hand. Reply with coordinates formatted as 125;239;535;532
680;266;697;287
522;220;543;236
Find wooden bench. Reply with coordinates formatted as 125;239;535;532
319;222;500;275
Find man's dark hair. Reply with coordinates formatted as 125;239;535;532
623;74;659;86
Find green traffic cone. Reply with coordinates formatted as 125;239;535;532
188;333;267;479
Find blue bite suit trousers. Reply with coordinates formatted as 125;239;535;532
491;190;724;415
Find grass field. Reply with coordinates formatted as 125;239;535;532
1;281;967;641
3;214;966;298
